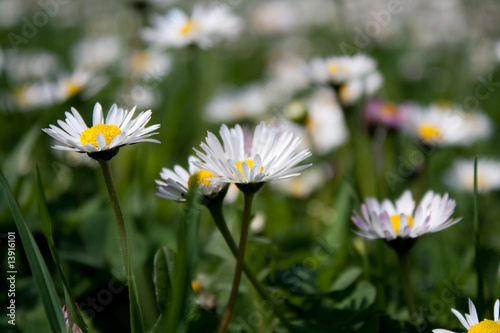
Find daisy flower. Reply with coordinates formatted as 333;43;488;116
142;3;242;50
308;54;378;85
404;102;493;146
363;99;410;130
433;299;500;333
156;156;224;202
351;190;461;240
194;121;312;184
42;102;160;158
283;88;349;155
307;54;383;105
443;158;500;194
14;81;56;110
204;83;271;123
71;35;122;71
127;49;171;81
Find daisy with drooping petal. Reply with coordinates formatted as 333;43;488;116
194;121;312;184
142;3;242;50
433;299;500;333
351;190;461;240
443;158;500;194
156;156;225;202
404;102;493;146
42;102;160;158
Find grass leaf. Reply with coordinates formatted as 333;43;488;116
0;168;66;333
35;165;88;333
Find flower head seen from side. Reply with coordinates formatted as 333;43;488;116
307;53;383;105
308;54;377;84
404;102;493;146
142;4;242;50
42;102;160;160
443;158;500;194
433;299;500;333
363;99;410;130
282;88;349;155
194;121;312;186
156;156;225;202
351;190;462;241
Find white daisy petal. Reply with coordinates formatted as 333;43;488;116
451;309;471;329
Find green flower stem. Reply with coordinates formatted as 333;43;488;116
397;250;416;317
208;200;292;331
473;157;484;314
217;192;255;333
98;160;130;275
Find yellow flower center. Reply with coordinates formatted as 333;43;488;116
328;63;338;74
379;103;398;118
14;86;28;106
436;100;451;109
235;159;264;181
418;124;442;143
180;20;195;35
339;84;350;101
131;51;149;73
466;174;486;191
468;319;500;333
191;280;201;294
390;214;414;234
65;80;83;98
80;124;122;148
188;170;214;190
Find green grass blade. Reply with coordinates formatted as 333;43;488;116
35;165;88;333
155;183;201;333
0;168;66;333
129;257;144;333
35;164;54;246
473;156;484;313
